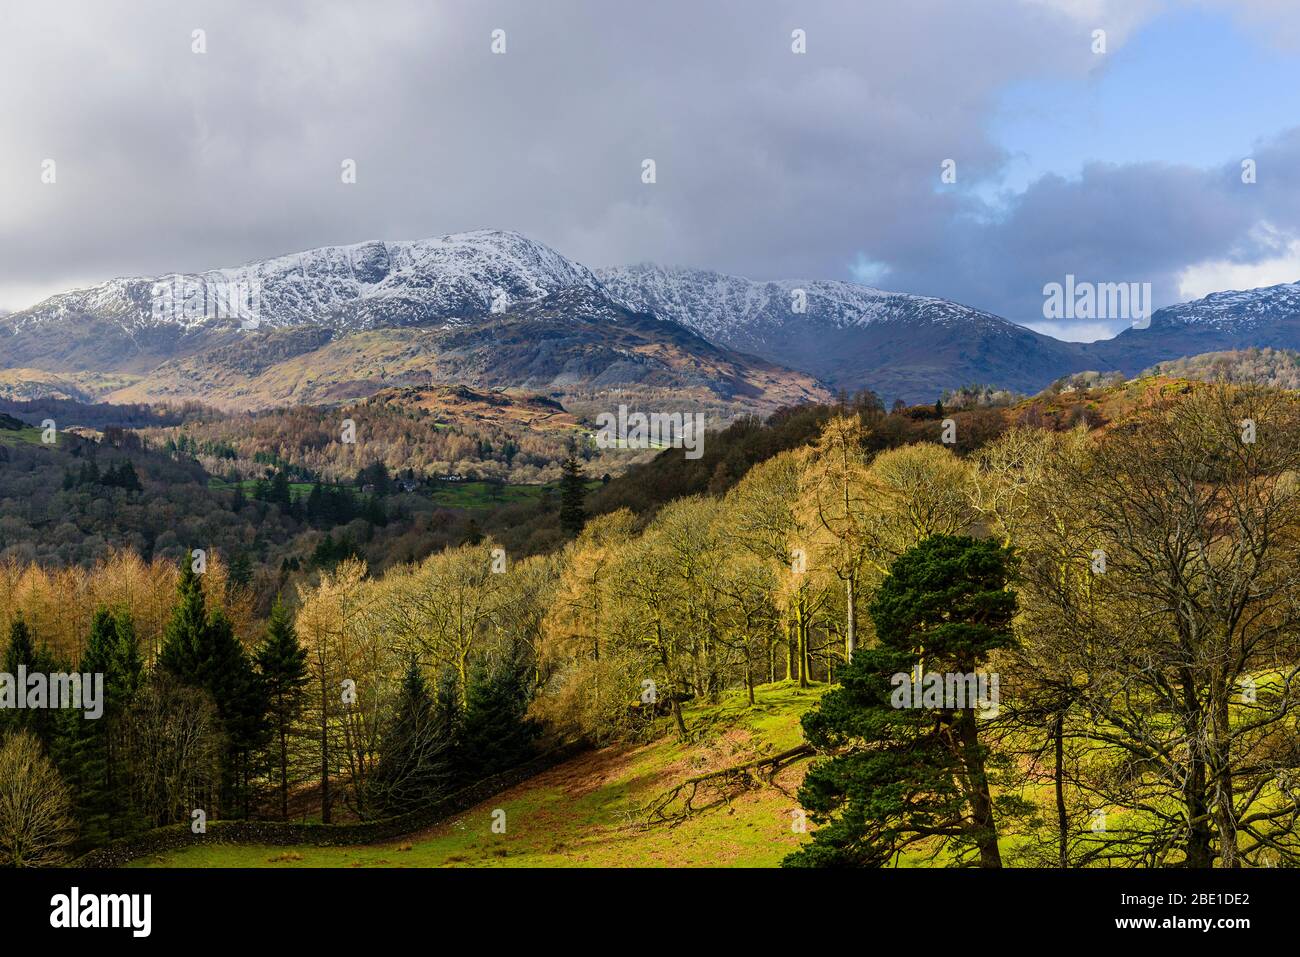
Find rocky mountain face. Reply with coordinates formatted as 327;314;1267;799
1079;281;1300;376
0;232;826;413
601;265;1300;401
68;285;828;414
6;230;600;334
1;230;603;372
597;264;1087;401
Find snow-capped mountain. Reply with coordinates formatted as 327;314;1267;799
1145;280;1300;329
5;229;601;338
597;263;1085;401
0;232;827;412
12;227;1300;408
596;263;1011;344
1081;280;1300;375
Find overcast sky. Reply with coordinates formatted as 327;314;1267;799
5;0;1300;339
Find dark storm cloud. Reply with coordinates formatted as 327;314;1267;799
5;0;1293;337
886;127;1300;331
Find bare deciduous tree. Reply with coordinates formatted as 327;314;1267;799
0;731;77;867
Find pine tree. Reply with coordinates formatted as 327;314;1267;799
228;552;253;590
157;562;208;682
2;617;36;679
306;482;324;521
365;661;451;817
113;461;142;491
255;599;309;820
105;613;145;705
53;608;143;847
559;456;587;537
1;618;61;748
271;470;292;507
458;646;539;781
432;666;463;751
784;535;1025;868
159;564;268;817
203;611;269;818
71;611;116;826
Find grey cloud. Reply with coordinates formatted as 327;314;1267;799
3;0;1284;339
886;132;1300;325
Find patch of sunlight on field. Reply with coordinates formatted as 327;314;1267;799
130;682;829;868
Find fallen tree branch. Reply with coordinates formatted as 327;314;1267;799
638;744;816;828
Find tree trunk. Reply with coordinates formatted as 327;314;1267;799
785;620;796;682
319;670;331;824
1181;671;1215;867
1054;714;1067;868
845;577;857;663
956;708;1001;868
796;597;808;689
1212;684;1239;867
671;698;688;740
280;719;289;821
1183;751;1214;867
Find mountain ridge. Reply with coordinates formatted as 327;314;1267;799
8;228;1300;407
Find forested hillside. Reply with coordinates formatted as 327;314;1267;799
4;375;1299;868
1143;346;1300;389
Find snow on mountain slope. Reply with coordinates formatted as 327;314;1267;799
594;263;1022;348
594;262;1084;400
1079;278;1300;376
23;229;1300;405
1144;280;1300;329
5;230;601;336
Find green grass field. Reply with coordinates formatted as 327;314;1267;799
0;423;57;447
425;481;551;509
128;682;828;868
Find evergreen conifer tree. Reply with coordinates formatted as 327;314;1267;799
784;535;1025;868
458;646;539;780
53;608;143;846
559;455;587;537
2;618;61;747
254;599;309;820
159;563;268;817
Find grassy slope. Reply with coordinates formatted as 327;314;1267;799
0;422;57;447
0;368;141;402
130;682;827;868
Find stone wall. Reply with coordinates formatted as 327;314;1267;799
76;741;587;868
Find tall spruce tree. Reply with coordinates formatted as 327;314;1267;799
159;563;269;817
255;599;309;820
157;562;208;683
204;612;269;818
54;608;144;847
458;645;539;781
559;455;587;537
432;666;463;757
2;617;61;748
784;535;1026;868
